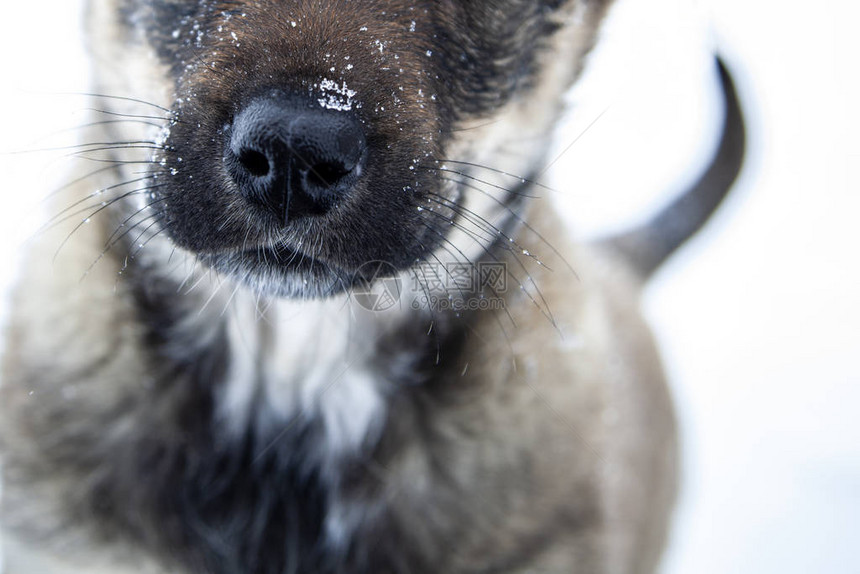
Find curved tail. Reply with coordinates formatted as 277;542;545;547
599;58;746;278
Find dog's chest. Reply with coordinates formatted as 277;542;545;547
218;296;389;454
206;293;435;558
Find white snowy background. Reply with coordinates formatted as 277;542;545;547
0;1;858;573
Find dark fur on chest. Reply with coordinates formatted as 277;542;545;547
81;266;469;574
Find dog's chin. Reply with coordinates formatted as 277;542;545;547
199;245;355;299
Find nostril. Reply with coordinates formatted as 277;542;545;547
307;162;351;190
238;148;270;178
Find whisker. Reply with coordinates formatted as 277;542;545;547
74;158;161;166
43;175;156;229
51;184;166;261
55;91;173;114
41;183;165;236
86;108;178;122
537;105;610;177
177;255;204;295
197;267;229;317
43;164;130;201
220;274;247;319
447;119;501;133
67;118;166;132
436;176;579;280
417;220;520;338
404;229;469;360
414;224;472;294
82;208;165;280
9;140;163;156
409;257;445;361
418;165;540;199
416;218;517;328
116;219;168;279
68;145;165;161
419;208;556;328
103;196;169;252
129;218;166;259
424;195;497;243
425;192;551;271
435;159;559;194
23;120;168;150
184;263;216;297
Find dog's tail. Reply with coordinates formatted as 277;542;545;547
597;58;746;278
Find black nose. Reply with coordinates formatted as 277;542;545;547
225;95;366;223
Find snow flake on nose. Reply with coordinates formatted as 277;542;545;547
316;79;359;112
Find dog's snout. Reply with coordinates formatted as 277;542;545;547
225;96;366;223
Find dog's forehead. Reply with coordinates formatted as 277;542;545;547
119;0;579;57
112;0;599;116
123;0;571;20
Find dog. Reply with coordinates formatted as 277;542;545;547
0;1;744;572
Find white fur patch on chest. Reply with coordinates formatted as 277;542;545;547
218;293;389;463
219;292;396;551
